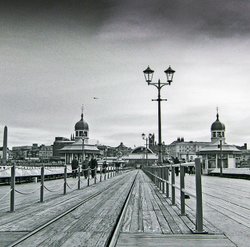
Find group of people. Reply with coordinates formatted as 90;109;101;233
71;155;98;179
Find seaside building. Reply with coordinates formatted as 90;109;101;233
167;138;209;162
39;145;53;161
59;112;100;164
197;111;241;173
122;146;158;166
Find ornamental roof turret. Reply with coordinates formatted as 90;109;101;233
75;113;89;131
211;112;225;131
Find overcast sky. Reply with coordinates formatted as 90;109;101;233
1;0;250;148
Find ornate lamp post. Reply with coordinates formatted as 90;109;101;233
82;137;85;163
143;66;175;165
142;133;152;166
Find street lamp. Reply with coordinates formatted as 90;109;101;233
142;133;152;166
143;65;175;165
82;137;85;165
219;139;223;176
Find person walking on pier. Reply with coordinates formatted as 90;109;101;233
71;157;79;178
102;161;107;174
89;156;97;178
82;159;89;179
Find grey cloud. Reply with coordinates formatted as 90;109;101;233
100;0;250;39
1;0;250;38
0;0;114;33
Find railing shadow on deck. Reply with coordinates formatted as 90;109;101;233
142;158;206;234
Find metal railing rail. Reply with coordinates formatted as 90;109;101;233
143;158;205;233
6;163;130;213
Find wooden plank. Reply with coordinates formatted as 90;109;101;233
141;183;154;233
116;233;236;247
0;232;29;247
147;175;189;234
138;178;144;232
129;178;140;232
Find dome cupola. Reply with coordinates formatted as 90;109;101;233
75;113;89;131
211;113;225;131
74;113;89;140
211;109;225;143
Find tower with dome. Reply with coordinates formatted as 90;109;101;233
211;110;226;144
74;112;89;140
59;110;100;164
198;109;241;174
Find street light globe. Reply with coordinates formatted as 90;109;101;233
143;66;154;84
164;66;175;84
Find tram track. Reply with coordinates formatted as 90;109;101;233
106;171;138;247
7;170;138;247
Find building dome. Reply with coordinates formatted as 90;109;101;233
75;113;89;131
211;113;225;131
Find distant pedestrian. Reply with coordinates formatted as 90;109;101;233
71;157;79;178
102;161;107;174
89;156;98;178
175;166;179;176
82;160;88;179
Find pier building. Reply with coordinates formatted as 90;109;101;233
59;112;100;164
198;111;241;173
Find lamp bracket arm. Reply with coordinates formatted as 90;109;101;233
152;98;167;101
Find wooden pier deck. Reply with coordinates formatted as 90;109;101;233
0;171;137;246
116;171;235;247
0;169;247;246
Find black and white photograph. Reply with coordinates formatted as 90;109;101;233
0;1;249;246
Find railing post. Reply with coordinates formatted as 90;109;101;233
63;165;67;195
158;167;161;190
87;166;90;186
107;165;110;179
162;167;165;193
10;164;15;212
40;165;45;202
166;167;169;198
100;166;102;182
180;165;185;215
94;167;97;184
153;167;157;186
157;168;160;188
78;166;81;189
195;158;204;233
171;166;175;205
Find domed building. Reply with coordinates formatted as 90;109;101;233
198;110;241;174
74;113;89;140
59;111;100;164
211;112;225;143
